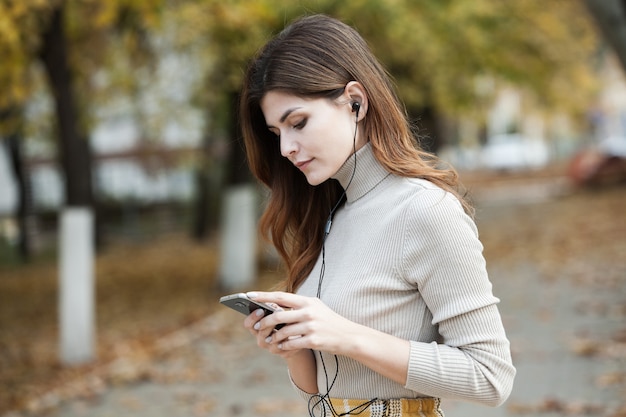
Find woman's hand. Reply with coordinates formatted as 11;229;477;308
243;290;410;387
243;291;358;356
243;292;321;393
242;296;293;358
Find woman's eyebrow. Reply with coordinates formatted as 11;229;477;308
267;107;303;128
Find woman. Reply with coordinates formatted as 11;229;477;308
238;14;515;417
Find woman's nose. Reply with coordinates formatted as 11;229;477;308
280;134;298;158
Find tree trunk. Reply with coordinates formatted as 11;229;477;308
192;151;226;241
191;120;224;241
38;4;97;366
219;90;256;289
38;5;92;207
192;90;251;241
1;107;34;262
225;90;252;185
6;127;33;262
191;163;211;241
584;0;626;72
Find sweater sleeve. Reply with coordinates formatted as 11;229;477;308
288;369;318;406
401;186;516;406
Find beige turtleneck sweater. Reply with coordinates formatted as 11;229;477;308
294;143;515;407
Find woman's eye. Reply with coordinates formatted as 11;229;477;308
294;119;307;130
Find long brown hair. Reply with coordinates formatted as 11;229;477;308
240;15;471;293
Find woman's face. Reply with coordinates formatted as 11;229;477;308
261;91;366;186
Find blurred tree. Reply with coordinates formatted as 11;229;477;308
1;108;32;261
583;0;626;72
0;0;164;257
173;0;599;156
0;0;55;261
1;0;602;244
0;0;93;219
62;0;163;247
167;0;600;238
38;3;91;207
169;1;283;240
330;0;599;151
0;1;50;112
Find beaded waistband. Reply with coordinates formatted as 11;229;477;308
327;397;443;417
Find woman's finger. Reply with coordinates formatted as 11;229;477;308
243;308;266;332
246;291;308;309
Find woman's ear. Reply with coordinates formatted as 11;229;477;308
343;81;368;121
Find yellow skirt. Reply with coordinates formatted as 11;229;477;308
327;397;443;417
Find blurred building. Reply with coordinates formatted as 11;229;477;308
441;54;626;172
0;43;205;217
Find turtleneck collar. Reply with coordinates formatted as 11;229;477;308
331;142;391;204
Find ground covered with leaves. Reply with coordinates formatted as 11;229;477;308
0;171;624;416
0;234;228;414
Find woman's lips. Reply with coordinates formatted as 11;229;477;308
295;159;312;170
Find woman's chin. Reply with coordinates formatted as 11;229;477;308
304;174;326;186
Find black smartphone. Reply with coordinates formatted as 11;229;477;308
219;293;285;329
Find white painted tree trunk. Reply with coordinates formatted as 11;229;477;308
59;207;95;365
219;184;257;291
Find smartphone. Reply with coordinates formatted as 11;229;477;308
219;293;285;329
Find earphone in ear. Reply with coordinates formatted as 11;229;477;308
351;101;361;115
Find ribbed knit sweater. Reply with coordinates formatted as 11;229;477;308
293;143;515;406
